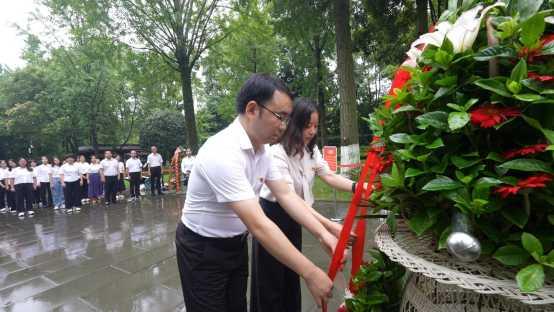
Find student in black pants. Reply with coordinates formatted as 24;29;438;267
146;146;164;195
125;150;143;201
0;160;8;213
60;155;83;212
36;156;53;208
13;158;37;218
100;150;119;205
6;160;17;213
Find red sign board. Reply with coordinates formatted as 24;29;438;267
322;146;338;172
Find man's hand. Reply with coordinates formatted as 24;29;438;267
326;221;357;246
302;266;333;307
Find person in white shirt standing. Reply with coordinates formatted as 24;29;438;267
251;98;361;312
115;154;126;200
0;160;9;213
145;146;163;196
87;155;103;203
36;156;53;208
176;74;337;312
78;155;91;205
60;155;83;212
13;158;38;217
126;150;142;202
180;148;195;187
50;157;65;210
6;160;17;213
100;150;119;205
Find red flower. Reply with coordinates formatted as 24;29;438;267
502;144;548;159
528;71;554;82
517;174;553;188
337;303;348;312
495;186;521;198
519;34;554;62
495;174;553;198
470;105;521;128
385;69;411;109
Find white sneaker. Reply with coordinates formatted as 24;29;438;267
28;210;34;216
18;212;25;217
61;204;65;209
74;207;81;212
54;206;59;210
0;208;7;213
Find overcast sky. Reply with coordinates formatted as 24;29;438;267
0;0;42;69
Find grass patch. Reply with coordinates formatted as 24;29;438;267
313;177;352;202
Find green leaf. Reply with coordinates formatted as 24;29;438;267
405;168;425;178
548;214;554;225
522;232;544;256
436;75;457;87
516;264;545;293
474;45;517;61
427;137;445;149
543;250;554;268
447;103;465;112
521;115;554;144
472;177;504;199
451;156;481;169
415;111;449;130
511;59;528;82
542;41;554;56
498;159;552;173
494;245;531;266
486;152;505;162
438;226;452;250
432;87;454;102
386;213;397;235
366;292;388;305
408;210;437;236
520;13;546;46
422;176;463;191
474;78;512;97
448;112;470;130
502;206;529;229
517;0;545;22
393;105;420;113
389;133;413;144
514;93;545;102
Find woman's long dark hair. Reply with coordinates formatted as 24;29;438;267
281;98;318;159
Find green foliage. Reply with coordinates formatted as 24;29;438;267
139;109;186;161
368;1;554;293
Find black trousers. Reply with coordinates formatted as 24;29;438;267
176;222;248;312
0;183;6;208
33;185;40;204
129;172;141;198
39;182;53;207
149;166;162;195
15;183;34;213
104;176;118;203
250;198;302;312
64;180;81;208
7;189;16;211
80;175;88;201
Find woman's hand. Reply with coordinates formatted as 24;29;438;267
326;221;357;246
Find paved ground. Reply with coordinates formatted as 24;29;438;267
0;194;375;311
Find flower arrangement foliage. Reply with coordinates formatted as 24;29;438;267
368;0;554;292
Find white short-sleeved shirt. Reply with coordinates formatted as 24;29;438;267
181;118;282;238
126;158;142;173
12;167;35;185
51;166;62;178
118;162;125;174
181;156;195;174
35;164;53;183
60;163;81;182
147;153;163;167
88;164;102;174
78;162;90;175
100;158;119;176
261;144;331;207
0;168;8;180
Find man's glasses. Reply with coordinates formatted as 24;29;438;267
258;104;290;127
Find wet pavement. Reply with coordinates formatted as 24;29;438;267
0;194;375;311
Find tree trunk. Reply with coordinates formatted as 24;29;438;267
334;0;359;174
416;0;429;35
313;35;327;146
179;64;199;153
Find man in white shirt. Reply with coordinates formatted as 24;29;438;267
36;156;53;208
180;148;195;187
0;160;8;212
145;146;163;196
126;150;143;201
100;151;119;205
176;74;336;312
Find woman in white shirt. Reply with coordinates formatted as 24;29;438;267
6;159;17;213
87;155;103;203
36;156;53;208
78;155;90;204
115;155;126;198
251;98;359;312
50;157;65;209
0;160;8;213
60;155;83;212
13;158;38;217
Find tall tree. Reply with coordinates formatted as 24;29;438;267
334;0;359;171
119;0;227;152
416;0;429;35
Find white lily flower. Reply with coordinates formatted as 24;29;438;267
446;2;505;53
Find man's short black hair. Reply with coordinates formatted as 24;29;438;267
236;73;292;114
